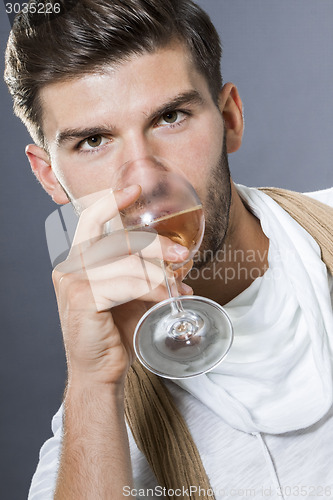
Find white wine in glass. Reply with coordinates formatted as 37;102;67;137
113;157;233;379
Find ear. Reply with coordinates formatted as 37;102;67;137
25;144;69;205
218;83;244;153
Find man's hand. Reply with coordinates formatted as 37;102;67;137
52;185;191;387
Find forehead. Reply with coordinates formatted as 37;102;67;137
39;44;210;140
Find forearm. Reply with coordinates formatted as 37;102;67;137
54;380;133;500
49;187;186;499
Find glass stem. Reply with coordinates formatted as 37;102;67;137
161;260;186;316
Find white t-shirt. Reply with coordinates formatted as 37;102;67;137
28;186;333;500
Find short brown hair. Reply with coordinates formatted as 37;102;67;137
4;0;223;148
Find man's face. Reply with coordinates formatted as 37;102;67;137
39;44;232;260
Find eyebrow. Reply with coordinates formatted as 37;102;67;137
147;90;204;122
55;90;204;148
55;125;116;148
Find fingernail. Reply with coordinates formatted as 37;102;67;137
123;185;140;195
180;282;193;295
170;244;188;258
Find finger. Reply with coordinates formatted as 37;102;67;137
85;254;170;311
85;254;165;287
71;185;141;250
54;229;189;278
177;281;194;295
88;277;171;312
80;231;188;269
127;231;189;263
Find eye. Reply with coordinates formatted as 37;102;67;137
78;135;111;152
155;110;188;128
162;111;178;124
86;136;102;147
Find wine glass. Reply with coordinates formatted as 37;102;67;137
110;157;233;379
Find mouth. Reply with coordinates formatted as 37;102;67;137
120;207;180;231
121;199;181;218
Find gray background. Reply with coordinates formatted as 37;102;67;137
1;1;333;498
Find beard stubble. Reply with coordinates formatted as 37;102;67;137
193;133;232;270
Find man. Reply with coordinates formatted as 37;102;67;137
4;0;333;499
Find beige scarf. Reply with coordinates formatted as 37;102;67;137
124;188;333;500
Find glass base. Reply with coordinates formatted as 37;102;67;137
133;295;233;379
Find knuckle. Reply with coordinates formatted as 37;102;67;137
52;267;62;286
126;254;142;272
57;272;76;289
57;273;89;296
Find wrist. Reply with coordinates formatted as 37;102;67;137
65;374;126;406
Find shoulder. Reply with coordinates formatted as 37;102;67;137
303;187;333;208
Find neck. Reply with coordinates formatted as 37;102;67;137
185;182;269;305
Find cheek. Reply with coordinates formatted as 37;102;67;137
186;117;224;196
51;153;111;201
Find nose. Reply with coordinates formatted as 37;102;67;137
115;132;188;187
114;156;169;189
120;131;156;167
